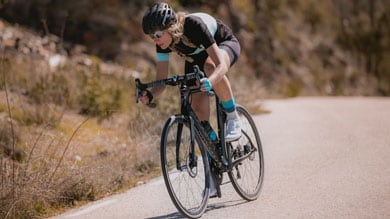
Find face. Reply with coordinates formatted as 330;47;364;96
149;30;172;49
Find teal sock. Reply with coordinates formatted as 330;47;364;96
222;98;236;113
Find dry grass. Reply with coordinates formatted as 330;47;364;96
0;1;388;217
0;49;268;218
0;102;164;218
0;11;270;217
0;52;165;218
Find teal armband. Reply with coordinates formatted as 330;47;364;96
157;52;169;62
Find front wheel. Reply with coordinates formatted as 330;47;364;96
160;117;210;218
227;105;264;200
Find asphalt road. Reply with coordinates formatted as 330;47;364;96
52;97;390;219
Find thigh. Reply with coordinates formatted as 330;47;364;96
219;37;241;67
203;48;231;76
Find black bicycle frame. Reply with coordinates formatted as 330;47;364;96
135;65;230;170
179;82;229;169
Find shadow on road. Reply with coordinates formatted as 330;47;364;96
206;198;247;212
145;198;247;219
144;212;182;219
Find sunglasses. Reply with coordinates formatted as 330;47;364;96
149;31;165;39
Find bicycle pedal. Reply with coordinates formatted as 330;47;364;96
226;136;241;142
208;186;221;199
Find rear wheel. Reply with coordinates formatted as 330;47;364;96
160;117;210;218
227;105;264;200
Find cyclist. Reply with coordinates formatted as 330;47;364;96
139;2;241;142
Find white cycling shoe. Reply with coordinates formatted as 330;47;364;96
202;175;217;198
208;177;217;198
225;118;242;142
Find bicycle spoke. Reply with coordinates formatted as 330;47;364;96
161;118;209;218
228;105;264;201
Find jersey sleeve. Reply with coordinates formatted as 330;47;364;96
184;15;216;49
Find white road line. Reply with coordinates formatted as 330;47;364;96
149;176;165;186
150;172;180;186
64;199;118;218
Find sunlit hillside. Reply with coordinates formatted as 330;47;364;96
0;0;389;218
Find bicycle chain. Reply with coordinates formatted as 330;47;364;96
195;126;222;167
195;126;223;197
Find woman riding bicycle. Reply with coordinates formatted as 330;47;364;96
139;2;241;142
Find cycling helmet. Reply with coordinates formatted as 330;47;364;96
142;2;177;34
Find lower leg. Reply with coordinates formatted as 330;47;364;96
212;76;238;119
203;50;241;141
191;93;210;121
212;76;234;103
204;75;241;142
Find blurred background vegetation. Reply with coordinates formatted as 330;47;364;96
0;0;389;218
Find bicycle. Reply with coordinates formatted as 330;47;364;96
135;65;264;218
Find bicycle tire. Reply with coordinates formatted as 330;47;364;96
227;105;264;201
160;116;210;218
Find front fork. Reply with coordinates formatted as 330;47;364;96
175;116;197;171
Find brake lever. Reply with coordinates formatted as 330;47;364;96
192;65;211;95
192;65;205;91
193;65;205;78
135;78;141;104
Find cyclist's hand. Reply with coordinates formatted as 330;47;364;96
139;90;153;105
200;78;212;92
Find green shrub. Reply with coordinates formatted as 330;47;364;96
0;120;24;162
28;74;71;106
17;104;63;127
303;3;322;31
280;77;303;97
78;77;123;119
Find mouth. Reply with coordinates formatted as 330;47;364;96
158;43;167;49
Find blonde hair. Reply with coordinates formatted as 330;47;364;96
167;12;197;49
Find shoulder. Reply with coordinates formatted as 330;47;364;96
184;13;217;37
185;13;216;27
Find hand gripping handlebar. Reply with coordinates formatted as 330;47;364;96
135;65;205;108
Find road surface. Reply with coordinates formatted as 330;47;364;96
52;97;390;218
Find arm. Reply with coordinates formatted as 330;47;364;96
139;61;169;104
151;61;169;97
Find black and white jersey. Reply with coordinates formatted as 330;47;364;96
156;13;235;62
